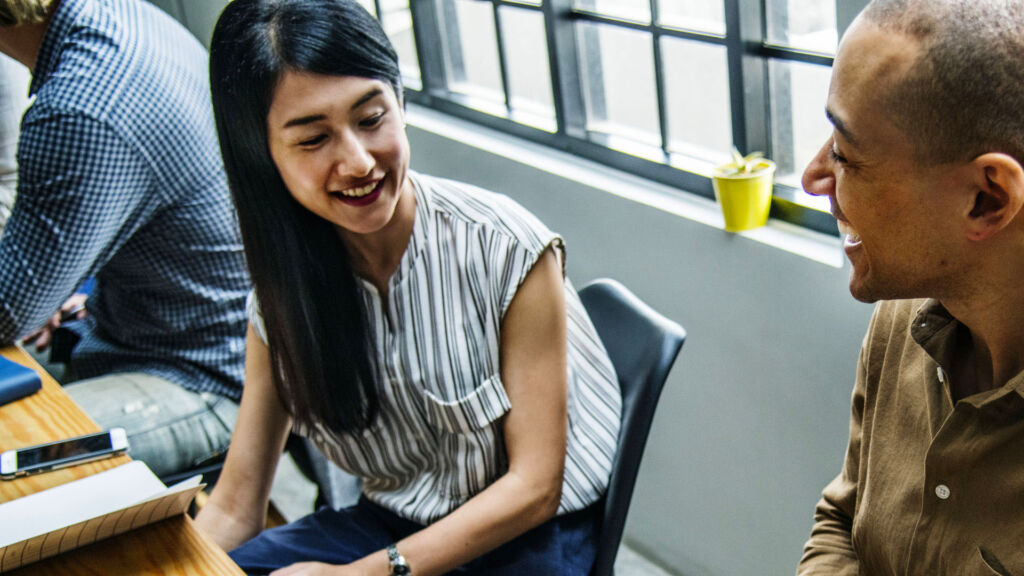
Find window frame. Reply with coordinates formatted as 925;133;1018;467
400;0;866;236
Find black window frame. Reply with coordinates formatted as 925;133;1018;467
397;0;861;236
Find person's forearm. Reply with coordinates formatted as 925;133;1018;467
797;545;859;576
795;497;859;576
196;330;292;552
351;470;561;576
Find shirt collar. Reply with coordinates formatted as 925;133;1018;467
29;0;93;97
911;298;1024;405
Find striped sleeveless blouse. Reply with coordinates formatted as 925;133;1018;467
249;172;621;524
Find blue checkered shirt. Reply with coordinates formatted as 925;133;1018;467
0;0;249;399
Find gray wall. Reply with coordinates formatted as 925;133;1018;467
158;0;875;573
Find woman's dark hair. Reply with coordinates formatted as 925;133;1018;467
209;0;402;435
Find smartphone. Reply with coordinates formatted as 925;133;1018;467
0;428;129;480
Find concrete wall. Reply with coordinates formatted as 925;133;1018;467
158;0;874;573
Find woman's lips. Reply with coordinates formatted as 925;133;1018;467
332;179;384;207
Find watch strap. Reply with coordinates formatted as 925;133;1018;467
386;543;412;576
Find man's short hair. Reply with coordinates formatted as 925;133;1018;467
0;0;55;26
863;0;1024;167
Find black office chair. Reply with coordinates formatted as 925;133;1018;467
578;279;686;576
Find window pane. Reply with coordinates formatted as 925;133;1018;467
769;59;832;187
379;0;421;89
574;0;650;24
765;0;837;54
578;23;660;151
662;37;731;162
438;0;504;110
659;0;725;35
499;7;555;131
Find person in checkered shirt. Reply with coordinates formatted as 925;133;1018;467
0;0;250;478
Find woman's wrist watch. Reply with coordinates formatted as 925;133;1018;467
386;544;412;575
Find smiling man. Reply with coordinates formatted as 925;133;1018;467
797;1;1024;574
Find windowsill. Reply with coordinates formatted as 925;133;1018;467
406;103;845;268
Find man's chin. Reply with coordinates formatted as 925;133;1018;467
848;271;915;304
848;271;884;303
849;288;882;304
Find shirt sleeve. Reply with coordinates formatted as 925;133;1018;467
796;326;871;575
484;194;566;319
0;110;153;343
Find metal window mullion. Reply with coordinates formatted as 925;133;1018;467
494;0;542;9
723;0;768;156
409;0;452;98
649;1;670;155
491;1;514;115
542;0;588;139
760;44;832;66
723;0;748;154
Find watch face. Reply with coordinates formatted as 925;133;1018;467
393;566;411;575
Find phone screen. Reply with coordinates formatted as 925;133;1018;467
17;433;114;467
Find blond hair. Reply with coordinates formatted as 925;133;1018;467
0;0;56;26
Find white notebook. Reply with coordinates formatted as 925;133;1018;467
0;461;204;572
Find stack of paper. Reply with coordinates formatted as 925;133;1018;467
0;461;204;572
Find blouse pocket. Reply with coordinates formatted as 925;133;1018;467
421;374;512;434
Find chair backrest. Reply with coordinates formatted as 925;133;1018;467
578;279;686;576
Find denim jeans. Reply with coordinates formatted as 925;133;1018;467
62;372;238;478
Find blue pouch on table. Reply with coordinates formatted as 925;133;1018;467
0;355;42;406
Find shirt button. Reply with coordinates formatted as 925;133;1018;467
936;367;946;383
935;484;951;500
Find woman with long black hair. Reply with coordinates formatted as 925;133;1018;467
195;1;621;574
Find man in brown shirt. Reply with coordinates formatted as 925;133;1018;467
797;1;1024;574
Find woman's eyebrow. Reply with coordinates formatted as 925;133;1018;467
283;114;326;129
351;87;383;110
281;88;384;129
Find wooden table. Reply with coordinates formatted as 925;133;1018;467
0;346;243;575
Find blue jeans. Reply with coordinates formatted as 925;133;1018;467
27;344;238;478
229;497;600;575
63;372;237;478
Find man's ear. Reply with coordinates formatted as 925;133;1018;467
965;153;1024;241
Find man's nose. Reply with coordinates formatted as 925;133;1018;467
802;138;836;198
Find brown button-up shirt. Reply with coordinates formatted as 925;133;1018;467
797;299;1024;576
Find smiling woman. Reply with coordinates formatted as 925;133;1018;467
266;72;413;244
195;1;623;575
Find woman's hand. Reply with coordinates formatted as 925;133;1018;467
193;497;264;553
270;561;366;576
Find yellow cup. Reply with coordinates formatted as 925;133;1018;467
712;160;776;232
